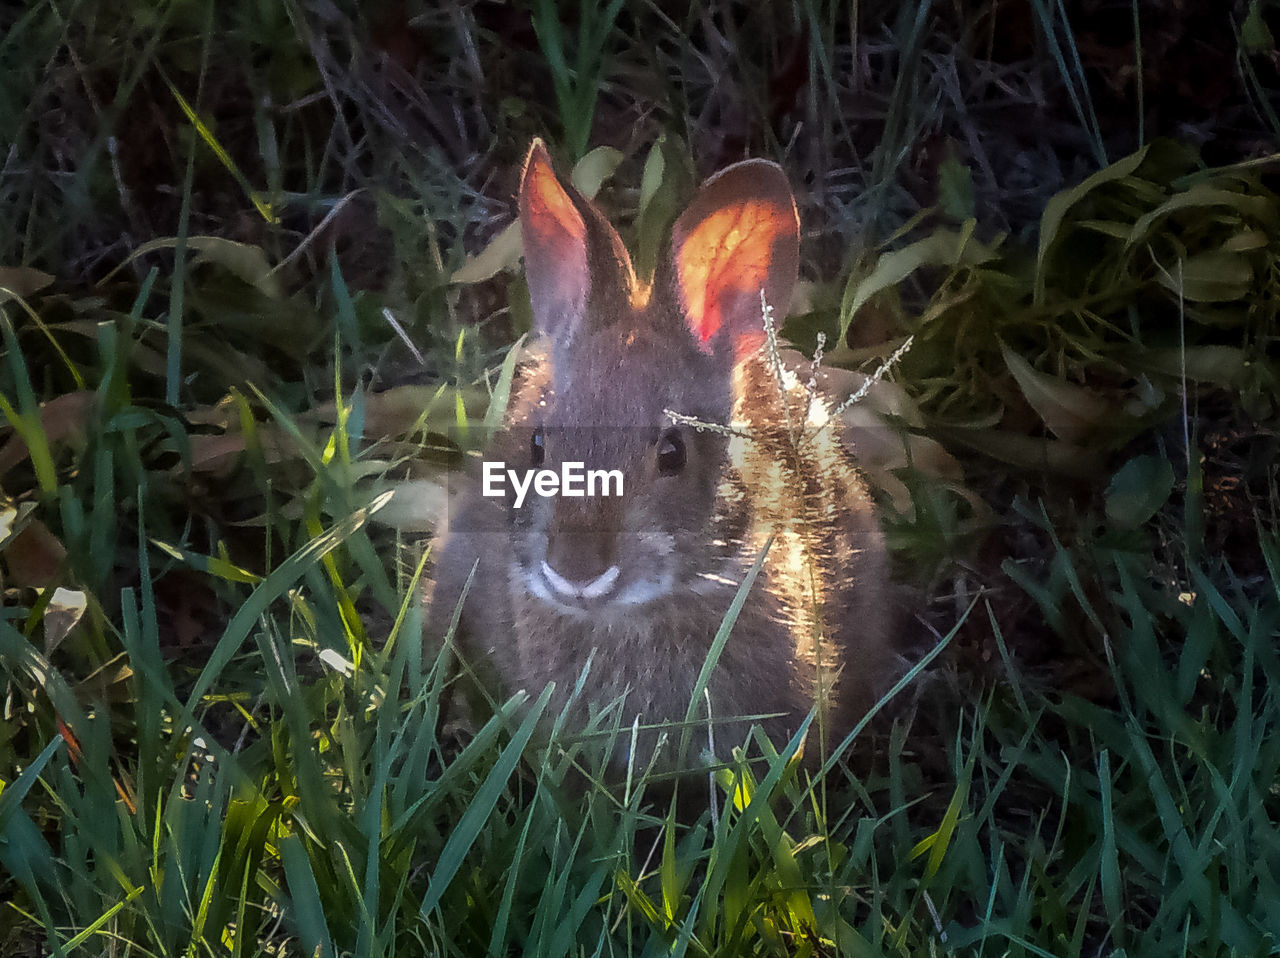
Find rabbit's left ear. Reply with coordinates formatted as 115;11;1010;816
520;139;636;349
668;160;800;358
520;140;590;344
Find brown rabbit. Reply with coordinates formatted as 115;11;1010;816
429;140;895;774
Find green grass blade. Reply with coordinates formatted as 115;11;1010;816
418;682;554;919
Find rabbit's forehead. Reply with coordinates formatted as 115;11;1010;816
543;325;724;420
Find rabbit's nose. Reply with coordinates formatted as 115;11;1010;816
543;524;618;596
543;497;622;596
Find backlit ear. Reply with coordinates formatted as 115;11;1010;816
670;160;799;357
520;140;589;342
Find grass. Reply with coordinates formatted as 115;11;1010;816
2;0;1280;954
4;522;1278;953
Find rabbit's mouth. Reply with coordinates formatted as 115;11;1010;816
522;557;675;613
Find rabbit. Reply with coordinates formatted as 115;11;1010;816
428;140;895;775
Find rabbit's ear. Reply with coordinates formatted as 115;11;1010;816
669;160;799;358
519;140;635;347
520;141;589;343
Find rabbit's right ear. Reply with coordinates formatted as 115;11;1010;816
519;141;590;344
668;160;799;360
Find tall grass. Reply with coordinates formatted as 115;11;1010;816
4;439;1277;953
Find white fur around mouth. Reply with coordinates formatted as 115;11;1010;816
540;560;620;600
523;560;675;610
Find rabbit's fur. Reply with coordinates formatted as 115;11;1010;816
429;141;895;772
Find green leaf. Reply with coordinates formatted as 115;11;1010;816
938;149;975;221
1000;343;1118;443
660;804;679;922
1097;749;1124;936
190;236;282;298
162;71;277;224
910;753;973;882
615;869;670;934
451;221;521;285
1105;454;1175;528
842;225;997;338
483;334;528;434
936;426;1104;477
279;831;334;958
569;145;623;199
1155;249;1255;303
0;734;63;836
1130;345;1250;388
634;135;694;283
1126;184;1275;249
1036;145;1149;302
1243;0;1275;55
181;494;390;717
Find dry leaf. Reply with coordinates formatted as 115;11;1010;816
0;266;55;303
372;478;451;532
3;518;67;588
43;587;87;652
0;391;96;477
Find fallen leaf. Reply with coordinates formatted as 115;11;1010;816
0;391;96;477
43;587;87;652
0;266;55;303
370;478;451;532
3;518;67;588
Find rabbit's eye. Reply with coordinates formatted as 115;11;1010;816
656;428;686;475
530;428;545;466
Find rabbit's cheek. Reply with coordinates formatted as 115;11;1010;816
610;531;678;605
